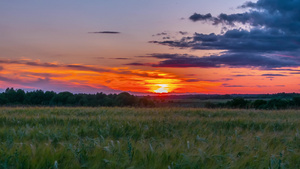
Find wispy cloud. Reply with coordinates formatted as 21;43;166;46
185;78;232;83
232;74;253;77
112;58;130;60
261;74;287;77
152;32;168;36
88;31;120;34
124;62;145;66
178;31;188;35
256;85;269;88
222;83;246;87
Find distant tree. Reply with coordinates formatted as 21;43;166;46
44;91;56;105
138;97;155;107
204;102;217;108
252;100;267;109
293;96;300;106
116;92;137;106
15;89;25;104
222;94;232;99
51;92;73;105
4;88;17;104
227;98;249;108
77;95;88;106
266;99;288;109
25;90;45;105
89;94;100;106
96;92;107;106
0;94;8;105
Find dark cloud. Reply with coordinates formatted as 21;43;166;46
290;71;300;74
0;59;60;68
0;66;3;71
24;72;67;78
139;53;297;68
222;78;233;81
124;62;145;66
256;85;269;88
89;31;120;34
185;77;233;82
261;74;287;76
232;74;253;77
222;83;246;87
191;0;300;34
185;78;218;82
275;85;285;87
178;31;188;35
152;32;168;36
0;75;17;83
65;64;109;73
151;29;300;52
265;68;300;71
150;0;300;69
185;74;196;76
113;58;130;60
189;13;213;22
185;79;202;82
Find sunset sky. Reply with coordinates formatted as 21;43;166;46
1;0;300;94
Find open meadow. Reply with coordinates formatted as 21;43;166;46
0;107;299;168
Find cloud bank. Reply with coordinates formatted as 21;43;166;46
149;0;300;69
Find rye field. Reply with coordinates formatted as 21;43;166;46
0;107;299;169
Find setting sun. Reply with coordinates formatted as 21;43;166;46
154;84;169;93
145;79;180;94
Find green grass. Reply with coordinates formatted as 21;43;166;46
0;107;299;168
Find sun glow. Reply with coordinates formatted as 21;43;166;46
154;84;169;93
145;79;181;93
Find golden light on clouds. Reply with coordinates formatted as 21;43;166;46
0;59;186;93
1;58;298;94
144;79;181;93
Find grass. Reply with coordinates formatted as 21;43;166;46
0;107;299;168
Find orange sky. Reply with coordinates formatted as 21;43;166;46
0;58;299;94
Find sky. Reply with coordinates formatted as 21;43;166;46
0;0;300;94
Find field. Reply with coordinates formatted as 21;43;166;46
0;107;299;168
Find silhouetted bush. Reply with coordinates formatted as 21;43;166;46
204;102;217;108
293;96;300;106
226;98;250;109
252;100;267;109
265;99;289;110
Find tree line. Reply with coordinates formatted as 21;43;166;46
1;88;299;109
0;88;155;107
205;97;300;109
